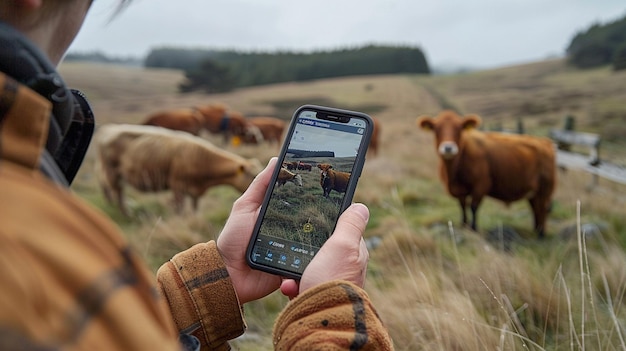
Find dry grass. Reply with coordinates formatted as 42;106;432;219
59;59;626;350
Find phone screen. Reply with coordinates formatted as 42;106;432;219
247;106;371;278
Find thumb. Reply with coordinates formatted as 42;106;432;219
300;203;370;292
328;203;369;245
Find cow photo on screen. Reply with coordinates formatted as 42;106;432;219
246;105;373;279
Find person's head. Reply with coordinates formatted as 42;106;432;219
0;0;130;65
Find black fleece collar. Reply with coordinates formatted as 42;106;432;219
0;20;94;185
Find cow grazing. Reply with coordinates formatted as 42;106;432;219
239;116;286;146
94;124;262;215
416;110;556;238
276;167;303;187
94;124;180;206
142;108;205;135
317;163;351;198
196;103;248;144
297;161;313;171
283;161;298;170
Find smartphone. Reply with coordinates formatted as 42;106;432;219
246;105;373;279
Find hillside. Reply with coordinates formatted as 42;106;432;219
60;59;626;350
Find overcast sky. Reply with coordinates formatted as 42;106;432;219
69;0;626;70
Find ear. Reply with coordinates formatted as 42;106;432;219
463;114;482;130
237;164;245;175
416;116;434;130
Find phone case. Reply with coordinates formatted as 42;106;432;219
246;105;373;279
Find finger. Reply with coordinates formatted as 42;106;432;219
232;157;277;211
327;203;369;245
280;279;299;300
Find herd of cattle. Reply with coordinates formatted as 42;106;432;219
94;103;362;216
141;102;286;146
94;104;557;239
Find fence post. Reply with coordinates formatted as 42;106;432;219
557;115;576;151
564;115;575;131
516;118;524;134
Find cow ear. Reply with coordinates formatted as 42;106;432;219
463;114;482;130
416;116;434;130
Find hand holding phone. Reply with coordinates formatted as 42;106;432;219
246;105;373;279
279;202;370;298
217;158;283;304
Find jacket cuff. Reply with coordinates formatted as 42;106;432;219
273;281;393;350
157;241;245;350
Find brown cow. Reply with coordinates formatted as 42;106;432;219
276;168;303;187
283;161;298;170
142;108;205;135
297;161;313;171
196;103;248;144
239;116;286;146
94;123;180;207
94;124;262;215
417;110;556;238
317;163;351;198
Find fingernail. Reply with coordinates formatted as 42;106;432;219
351;203;370;221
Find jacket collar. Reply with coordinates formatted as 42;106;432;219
0;73;52;175
0;20;94;185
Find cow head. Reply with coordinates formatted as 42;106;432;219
226;110;248;136
232;158;263;192
417;110;481;160
240;123;264;144
293;174;303;187
317;163;333;177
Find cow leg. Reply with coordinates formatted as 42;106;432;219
98;179;114;205
469;196;483;231
458;196;468;227
529;197;548;239
102;187;113;204
470;203;479;231
99;166;114;205
111;180;128;217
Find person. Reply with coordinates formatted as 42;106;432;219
0;0;394;350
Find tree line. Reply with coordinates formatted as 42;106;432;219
566;12;626;70
64;51;142;66
144;45;431;93
67;12;626;94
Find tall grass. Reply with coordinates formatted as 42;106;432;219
362;197;626;350
117;184;626;350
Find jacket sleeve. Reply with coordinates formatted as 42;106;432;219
273;281;394;350
156;241;245;351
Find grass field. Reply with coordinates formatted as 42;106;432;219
60;59;626;350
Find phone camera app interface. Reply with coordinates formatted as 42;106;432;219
251;110;367;275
